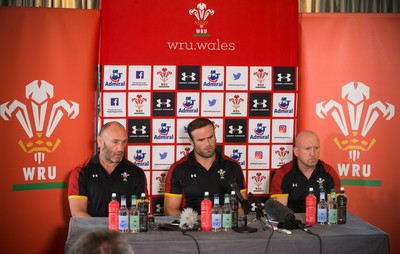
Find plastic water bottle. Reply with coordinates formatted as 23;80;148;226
337;187;347;224
201;192;212;231
108;193;120;231
118;195;129;233
317;188;327;225
305;187;316;226
230;191;239;229
211;194;222;232
328;189;338;225
222;193;232;231
138;193;149;232
129;195;140;233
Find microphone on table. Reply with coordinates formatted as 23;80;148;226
229;180;251;212
265;199;309;233
179;207;199;231
229;180;257;233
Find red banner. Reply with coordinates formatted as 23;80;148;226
0;7;100;254
100;0;298;213
299;13;400;253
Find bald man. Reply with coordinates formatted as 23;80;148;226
270;130;341;213
68;121;148;217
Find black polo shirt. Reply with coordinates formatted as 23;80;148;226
68;153;148;217
165;150;246;214
270;158;341;213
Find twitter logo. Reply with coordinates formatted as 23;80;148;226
159;152;168;160
233;73;241;80
208;99;217;106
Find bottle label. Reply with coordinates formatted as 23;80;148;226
328;209;337;224
130;215;140;232
317;208;327;223
201;200;212;230
119;215;129;231
305;207;316;225
212;214;222;229
222;213;232;229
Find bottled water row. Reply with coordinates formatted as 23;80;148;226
201;191;239;232
108;193;149;233
306;187;347;226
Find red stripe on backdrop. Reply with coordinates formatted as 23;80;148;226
299;13;400;253
0;7;100;254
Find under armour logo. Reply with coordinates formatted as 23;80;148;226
228;125;243;134
156;204;162;213
292;183;298;187
156;99;171;107
191;174;197;178
92;174;98;178
253;99;268;108
131;125;146;134
181;72;196;81
277;73;291;82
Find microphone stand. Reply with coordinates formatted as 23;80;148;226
233;200;257;233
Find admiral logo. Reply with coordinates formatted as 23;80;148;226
189;3;214;36
250;123;270;140
133;149;149;167
0;80;79;186
274;97;294;114
230;149;245;166
105;69;126;87
203;70;223;87
316;81;395;186
154;123;174;140
178;96;199;114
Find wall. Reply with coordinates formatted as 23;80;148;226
298;13;400;253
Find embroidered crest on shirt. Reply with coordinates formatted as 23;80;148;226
316;178;325;189
92;174;98;178
191;174;197;178
217;169;226;179
121;172;130;181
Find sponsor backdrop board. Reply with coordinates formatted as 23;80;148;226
100;0;298;214
0;7;100;254
299;14;400;253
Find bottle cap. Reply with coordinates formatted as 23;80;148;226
205;191;209;195
231;190;235;195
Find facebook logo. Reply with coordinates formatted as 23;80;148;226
111;98;119;106
136;71;144;79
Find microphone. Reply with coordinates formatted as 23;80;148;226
179;208;199;231
229;180;250;212
265;199;309;232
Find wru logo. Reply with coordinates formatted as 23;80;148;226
0;80;79;164
316;81;394;161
